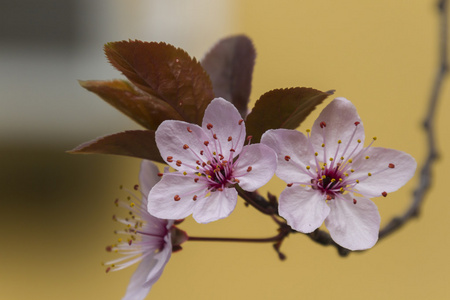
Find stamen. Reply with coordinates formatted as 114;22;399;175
167;156;173;162
389;163;395;168
207;123;213;130
204;141;209;146
354;121;360;126
285;155;291;161
382;191;388;197
174;195;181;201
287;183;293;187
176;160;182;167
187;127;192;133
353;199;357;204
183;144;189;150
320;121;326;128
238;119;244;125
247;166;252;172
228;136;232;141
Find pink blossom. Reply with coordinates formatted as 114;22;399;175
148;98;277;223
261;97;416;250
104;160;180;300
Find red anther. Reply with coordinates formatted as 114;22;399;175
176;160;182;167
207;123;213;130
183;144;189;150
382;191;388;197
219;154;224;160
204;141;209;146
187;127;192;133
218;188;223;191
174;195;181;201
202;162;206;167
105;267;111;273
167;156;173;162
388;163;395;169
228;136;232;141
133;184;139;190
193;195;197;200
194;178;199;183
230;148;236;152
285;155;291;161
247;166;252;172
326;195;333;200
233;178;240;183
238;119;244;125
157;173;163;177
205;170;210;175
128;240;132;246
200;150;204;155
354;121;360;126
213;134;217;139
114;199;119;206
320;121;327;128
287;183;293;187
106;245;113;252
247;135;253;141
353;199;357;204
196;160;200;165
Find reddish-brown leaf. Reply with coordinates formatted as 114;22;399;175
246;88;334;143
79;80;183;130
68;130;164;163
201;35;255;118
104;40;214;125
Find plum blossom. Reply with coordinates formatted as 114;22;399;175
261;97;416;250
148;98;277;223
104;160;187;300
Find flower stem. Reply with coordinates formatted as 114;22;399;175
188;230;288;244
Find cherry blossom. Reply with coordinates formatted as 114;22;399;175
148;98;277;223
261;97;416;250
104;160;186;300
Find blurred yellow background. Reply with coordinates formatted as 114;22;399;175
1;0;449;299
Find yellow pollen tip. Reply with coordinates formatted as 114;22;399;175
357;139;361;143
340;187;344;192
344;173;349;176
351;169;355;172
356;179;360;183
306;129;311;133
183;171;187;175
368;173;372;176
196;166;199;170
331;178;336;182
365;156;370;159
130;202;135;207
315;152;318;156
213;152;216;155
321;143;325;147
207;175;212;179
373;137;377;140
329;158;333;161
306;166;310;170
338;140;342;144
341;156;344;160
348;159;353;163
322;175;326;179
321;167;325;170
118;238;122;243
339;178;343;182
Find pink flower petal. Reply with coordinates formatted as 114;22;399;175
139;160;161;198
122;238;172;300
325;195;380;251
310;97;365;162
351;147;417;197
155;120;210;172
148;174;200;220
279;187;330;233
192;188;238;223
233;143;277;192
261;129;314;184
201;98;246;159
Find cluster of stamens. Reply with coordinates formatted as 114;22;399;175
167;120;252;202
103;185;168;273
286;121;396;203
